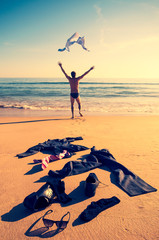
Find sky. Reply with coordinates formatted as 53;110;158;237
0;0;159;78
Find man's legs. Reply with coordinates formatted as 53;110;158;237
76;96;83;117
70;96;75;118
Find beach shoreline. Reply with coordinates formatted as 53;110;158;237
1;107;159;119
0;115;158;240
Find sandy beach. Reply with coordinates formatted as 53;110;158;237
0;115;158;240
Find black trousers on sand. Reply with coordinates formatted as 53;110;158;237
48;147;157;197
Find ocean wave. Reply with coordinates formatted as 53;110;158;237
1;99;159;115
0;78;159;116
0;82;69;85
0;104;54;111
0;102;70;111
0;80;159;85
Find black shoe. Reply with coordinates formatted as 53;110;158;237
48;179;72;204
23;183;55;211
85;173;99;197
80;197;120;222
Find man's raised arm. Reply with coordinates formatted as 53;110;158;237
58;62;69;79
78;66;94;80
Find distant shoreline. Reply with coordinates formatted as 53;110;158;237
1;107;159;118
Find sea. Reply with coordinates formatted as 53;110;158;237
0;78;159;117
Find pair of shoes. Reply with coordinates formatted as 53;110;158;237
85;173;99;197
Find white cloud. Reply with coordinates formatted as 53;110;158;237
94;4;103;19
118;35;159;49
98;34;159;54
3;42;13;46
93;4;108;46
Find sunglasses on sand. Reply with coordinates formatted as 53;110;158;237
42;210;70;229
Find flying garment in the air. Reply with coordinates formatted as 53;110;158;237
58;32;89;52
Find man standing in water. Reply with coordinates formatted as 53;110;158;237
58;62;94;118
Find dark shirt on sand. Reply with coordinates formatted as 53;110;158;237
16;137;88;158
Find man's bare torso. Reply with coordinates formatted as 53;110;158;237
68;77;81;93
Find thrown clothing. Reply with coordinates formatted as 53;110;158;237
58;32;89;52
16;137;88;158
48;147;157;197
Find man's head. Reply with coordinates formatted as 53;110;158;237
71;71;76;78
